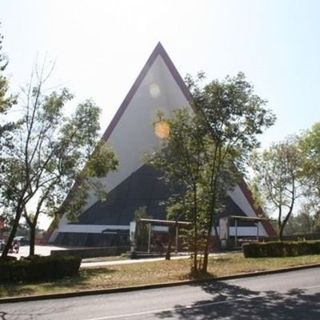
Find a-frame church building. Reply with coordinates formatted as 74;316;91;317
49;43;276;247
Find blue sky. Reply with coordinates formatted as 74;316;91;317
1;0;320;148
1;0;319;228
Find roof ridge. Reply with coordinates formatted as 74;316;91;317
102;42;192;141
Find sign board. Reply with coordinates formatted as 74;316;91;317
219;217;229;240
129;221;136;242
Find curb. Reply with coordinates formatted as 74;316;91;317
0;263;319;304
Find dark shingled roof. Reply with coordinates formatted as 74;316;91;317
74;165;255;227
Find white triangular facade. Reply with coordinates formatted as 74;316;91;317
50;43;274;244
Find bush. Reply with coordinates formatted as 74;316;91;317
242;240;320;258
0;255;81;283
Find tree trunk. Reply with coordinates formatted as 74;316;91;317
27;208;42;256
279;211;293;241
277;206;283;241
1;208;22;257
192;221;199;272
278;203;294;241
279;224;284;241
165;226;174;260
29;223;36;256
202;214;214;273
191;185;198;273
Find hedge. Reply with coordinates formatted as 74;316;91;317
0;255;82;282
242;240;320;258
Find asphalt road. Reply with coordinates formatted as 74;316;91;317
0;267;319;320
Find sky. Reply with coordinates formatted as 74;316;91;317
1;0;320;227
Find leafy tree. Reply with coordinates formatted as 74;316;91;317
284;210;315;236
1;70;118;257
299;122;320;207
150;110;228;272
291;200;320;235
0;28;16;160
149;72;275;273
0;27;17;234
314;211;320;233
188;72;275;271
251;138;302;240
0;27;16;114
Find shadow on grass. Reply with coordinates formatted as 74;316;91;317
0;267;117;297
185;270;216;281
0;285;35;298
40;267;117;290
155;281;320;319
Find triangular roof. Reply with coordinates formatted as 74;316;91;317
99;42;275;237
50;42;276;243
102;42;193;141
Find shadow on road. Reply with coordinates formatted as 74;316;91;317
155;280;320;319
0;311;7;320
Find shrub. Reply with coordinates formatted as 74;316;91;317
0;255;81;283
242;240;320;258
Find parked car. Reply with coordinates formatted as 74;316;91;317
0;239;5;251
13;236;29;246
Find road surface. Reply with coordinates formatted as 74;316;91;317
0;267;319;319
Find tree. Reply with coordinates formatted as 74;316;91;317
284;210;315;236
299;122;320;207
251;138;302;240
0;27;17;239
0;27;16;115
1;69;118;257
149;110;218;271
0;27;16;163
148;72;275;273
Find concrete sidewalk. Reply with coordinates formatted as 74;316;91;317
3;245;226;268
81;254;194;268
4;244;68;259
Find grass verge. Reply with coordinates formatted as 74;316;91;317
1;252;320;298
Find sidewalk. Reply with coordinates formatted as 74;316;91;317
81;254;189;268
2;245;225;268
3;244;68;259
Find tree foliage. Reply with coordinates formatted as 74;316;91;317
299;122;320;206
0;68;118;256
0;29;16;156
284;209;317;236
0;27;17;236
251;138;302;240
148;72;275;273
0;28;16;114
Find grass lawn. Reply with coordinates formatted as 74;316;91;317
1;252;320;298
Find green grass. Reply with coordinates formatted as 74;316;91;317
1;252;320;298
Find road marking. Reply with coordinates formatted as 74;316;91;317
85;299;241;320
